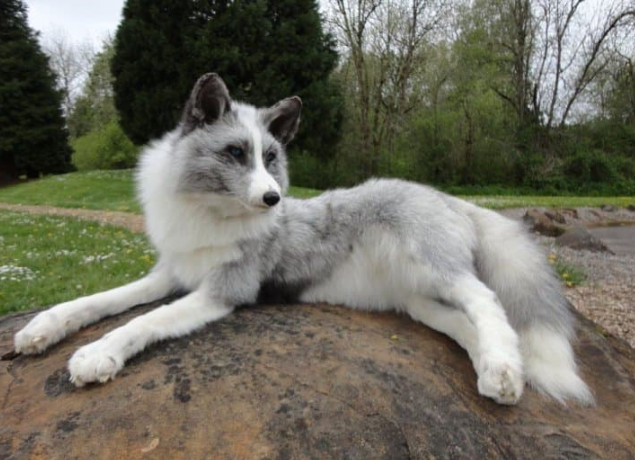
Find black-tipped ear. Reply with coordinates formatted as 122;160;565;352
261;96;302;145
181;73;231;135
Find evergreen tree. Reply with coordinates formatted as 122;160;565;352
0;0;73;179
112;0;342;156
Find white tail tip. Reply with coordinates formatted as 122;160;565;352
521;325;594;405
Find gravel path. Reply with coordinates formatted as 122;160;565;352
0;202;144;233
543;238;635;348
501;207;635;349
2;201;633;347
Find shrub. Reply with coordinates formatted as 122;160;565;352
72;121;139;171
563;149;618;184
289;150;339;190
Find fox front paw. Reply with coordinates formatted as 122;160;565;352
477;357;524;405
15;312;66;354
68;341;124;387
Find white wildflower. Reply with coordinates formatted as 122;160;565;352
0;265;37;281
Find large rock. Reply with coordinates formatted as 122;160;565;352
556;225;614;253
522;209;567;236
2;301;635;459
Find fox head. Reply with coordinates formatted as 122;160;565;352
174;73;300;213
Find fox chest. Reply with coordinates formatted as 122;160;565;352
164;244;242;290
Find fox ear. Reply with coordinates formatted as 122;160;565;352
182;73;231;135
262;96;302;145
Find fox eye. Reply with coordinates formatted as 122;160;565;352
265;151;276;165
228;146;244;158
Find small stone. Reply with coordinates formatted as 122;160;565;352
544;210;567;224
561;208;579;219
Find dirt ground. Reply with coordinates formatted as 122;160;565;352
545;242;635;348
0;202;144;232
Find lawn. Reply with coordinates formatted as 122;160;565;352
0;170;142;213
1;170;632;212
0;211;154;315
0;209;583;317
0;170;621;315
0;170;322;212
463;195;635;210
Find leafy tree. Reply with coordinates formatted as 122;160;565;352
111;0;342;156
605;57;635;128
68;38;118;138
42;29;95;118
0;0;72;179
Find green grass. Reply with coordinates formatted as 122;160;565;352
0;211;154;315
548;252;586;288
463;195;635;209
1;170;633;212
0;170;322;212
0;210;582;317
288;186;322;199
0;170;141;213
2;173;599;315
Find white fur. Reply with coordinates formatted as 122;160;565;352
14;270;174;354
137;133;277;289
444;275;524;404
14;118;589;405
60;131;278;386
68;289;231;386
521;325;594;404
302;230;524;404
300;229;429;310
240;105;281;207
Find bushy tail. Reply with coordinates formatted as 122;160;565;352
459;201;594;404
520;324;593;404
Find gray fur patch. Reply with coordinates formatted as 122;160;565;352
170;74;572;339
176;109;288;200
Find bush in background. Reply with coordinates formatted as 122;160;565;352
72;121;138;170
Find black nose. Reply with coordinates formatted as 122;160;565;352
263;191;280;207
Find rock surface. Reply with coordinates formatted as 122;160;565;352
556;225;614;253
522;209;567;236
2;301;635;459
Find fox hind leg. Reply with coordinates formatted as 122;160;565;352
432;273;525;405
406;297;481;368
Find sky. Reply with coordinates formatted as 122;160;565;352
25;0;125;47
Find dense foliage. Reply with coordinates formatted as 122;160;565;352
10;0;632;196
72;121;138;171
111;0;343;157
292;0;635;194
68;40;118;139
0;0;72;180
65;39;139;171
